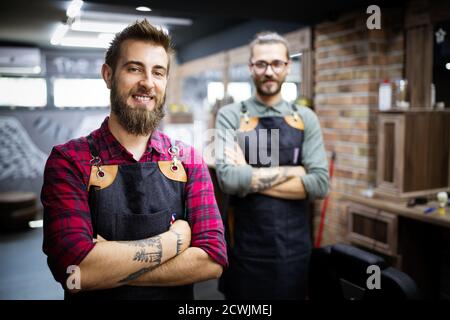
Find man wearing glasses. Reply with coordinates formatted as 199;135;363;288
215;32;329;299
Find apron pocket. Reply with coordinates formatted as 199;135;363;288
115;209;171;241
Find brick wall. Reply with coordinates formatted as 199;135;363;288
313;10;404;245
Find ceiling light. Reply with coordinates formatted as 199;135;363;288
446;63;450;70
136;6;152;12
71;20;128;33
67;0;84;19
60;36;112;48
97;33;116;43
0;67;42;75
50;24;69;45
29;220;43;228
82;11;192;26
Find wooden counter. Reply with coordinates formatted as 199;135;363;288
343;193;450;229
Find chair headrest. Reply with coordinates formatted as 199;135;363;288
331;244;387;269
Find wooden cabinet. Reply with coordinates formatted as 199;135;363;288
347;203;398;257
376;110;450;198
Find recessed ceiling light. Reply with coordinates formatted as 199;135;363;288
136;6;152;12
446;62;450;70
29;219;43;228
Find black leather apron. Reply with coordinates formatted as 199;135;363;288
221;102;311;300
65;135;193;300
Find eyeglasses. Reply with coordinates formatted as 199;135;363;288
250;60;288;75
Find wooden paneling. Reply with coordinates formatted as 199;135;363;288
405;0;433;109
228;46;250;66
427;112;450;189
376;114;404;194
376;111;450;198
405;25;433;109
178;52;227;78
284;28;311;53
430;0;450;23
383;123;395;183
300;49;314;99
404;113;430;191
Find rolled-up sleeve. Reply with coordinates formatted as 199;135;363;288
214;108;253;197
184;146;228;267
41;147;95;287
299;108;330;201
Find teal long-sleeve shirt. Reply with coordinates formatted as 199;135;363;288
214;96;329;201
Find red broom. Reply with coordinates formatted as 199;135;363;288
314;151;336;248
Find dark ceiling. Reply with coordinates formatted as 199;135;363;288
0;0;403;53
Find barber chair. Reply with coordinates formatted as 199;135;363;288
308;243;421;300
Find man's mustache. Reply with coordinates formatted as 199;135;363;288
132;89;156;97
261;77;277;83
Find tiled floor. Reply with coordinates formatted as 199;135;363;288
0;228;224;300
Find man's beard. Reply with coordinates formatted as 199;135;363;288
254;76;284;97
110;82;165;136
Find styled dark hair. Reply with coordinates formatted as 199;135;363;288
249;31;290;60
105;19;173;72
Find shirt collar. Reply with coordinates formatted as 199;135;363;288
98;116;165;159
149;129;166;155
251;96;286;114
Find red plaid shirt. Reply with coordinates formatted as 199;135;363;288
41;117;227;285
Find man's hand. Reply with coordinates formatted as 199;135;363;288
169;219;191;255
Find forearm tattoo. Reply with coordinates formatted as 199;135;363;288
116;236;163;284
118;266;156;283
116;236;162;248
250;167;290;192
170;230;183;255
133;249;162;264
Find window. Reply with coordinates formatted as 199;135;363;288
0;77;47;107
281;82;298;102
228;82;252;102
207;82;224;105
53;78;109;107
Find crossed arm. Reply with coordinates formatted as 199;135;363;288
71;220;222;293
224;145;307;199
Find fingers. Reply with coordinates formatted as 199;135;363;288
224;148;238;164
93;234;107;243
170;219;191;235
